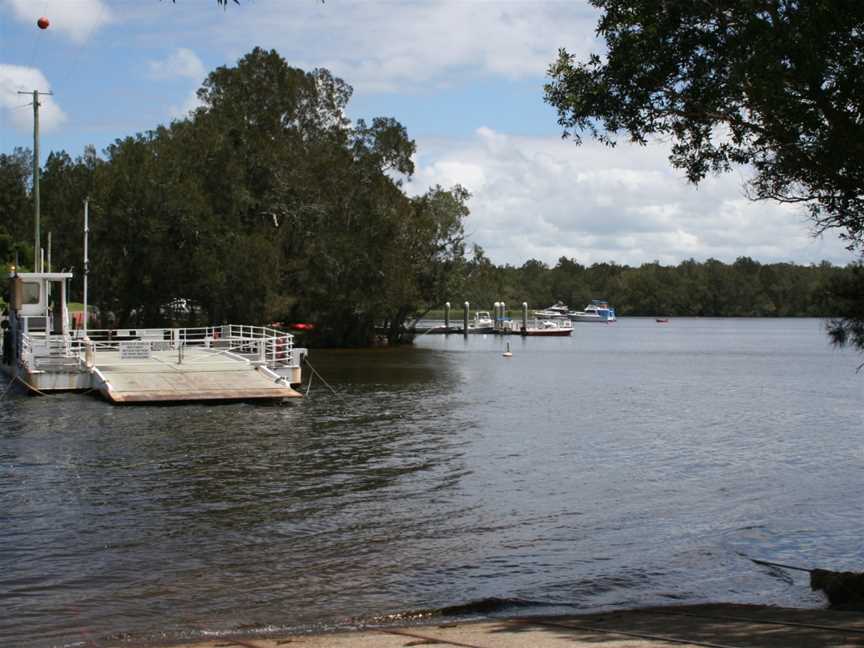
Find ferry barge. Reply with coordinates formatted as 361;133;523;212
1;270;304;403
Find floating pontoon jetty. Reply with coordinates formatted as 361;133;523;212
2;271;304;403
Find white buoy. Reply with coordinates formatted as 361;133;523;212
502;342;513;358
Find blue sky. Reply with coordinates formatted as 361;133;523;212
0;0;853;267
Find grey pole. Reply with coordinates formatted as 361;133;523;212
444;301;450;333
18;90;53;272
463;301;469;337
33;91;40;271
522;302;528;335
83;199;89;336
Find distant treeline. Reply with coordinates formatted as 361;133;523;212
457;253;859;318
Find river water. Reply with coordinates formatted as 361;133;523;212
1;318;862;647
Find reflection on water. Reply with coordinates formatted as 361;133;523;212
0;318;862;647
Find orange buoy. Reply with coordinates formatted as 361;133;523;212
37;16;50;29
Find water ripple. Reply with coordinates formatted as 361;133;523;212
0;319;861;647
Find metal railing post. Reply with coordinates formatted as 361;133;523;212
85;338;95;369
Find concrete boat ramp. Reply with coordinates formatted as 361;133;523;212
150;604;864;648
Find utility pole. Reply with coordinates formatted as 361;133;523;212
83;198;89;336
18;89;53;272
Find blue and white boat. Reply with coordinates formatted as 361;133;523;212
570;300;616;323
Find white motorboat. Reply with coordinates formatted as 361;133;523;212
533;301;571;318
570;300;616;323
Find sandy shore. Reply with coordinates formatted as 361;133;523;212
146;603;864;648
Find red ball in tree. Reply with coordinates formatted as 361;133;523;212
37;17;50;30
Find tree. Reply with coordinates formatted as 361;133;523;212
1;47;465;345
0;149;33;246
188;48;467;344
545;0;864;350
40;149;99;281
826;263;864;368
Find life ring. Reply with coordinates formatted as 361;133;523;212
275;337;287;361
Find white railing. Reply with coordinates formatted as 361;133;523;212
18;331;74;365
18;325;298;371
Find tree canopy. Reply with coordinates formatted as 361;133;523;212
545;0;864;350
0;48;467;346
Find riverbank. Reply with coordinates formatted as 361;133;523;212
153;603;863;648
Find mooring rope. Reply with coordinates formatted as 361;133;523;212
749;558;813;573
414;324;448;338
302;356;346;403
0;375;49;399
15;374;49;396
0;379;14;401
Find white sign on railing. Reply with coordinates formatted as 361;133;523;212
119;341;151;360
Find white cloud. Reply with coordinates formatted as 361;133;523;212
406;129;853;267
0;65;66;133
5;0;112;44
213;0;601;92
146;49;206;122
148;48;206;82
168;89;204;120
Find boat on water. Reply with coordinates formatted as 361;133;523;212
570;299;616;323
656;318;670;324
1;271;306;404
468;310;496;334
533;301;571;319
521;316;573;337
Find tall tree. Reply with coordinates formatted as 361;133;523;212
0;149;33;248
